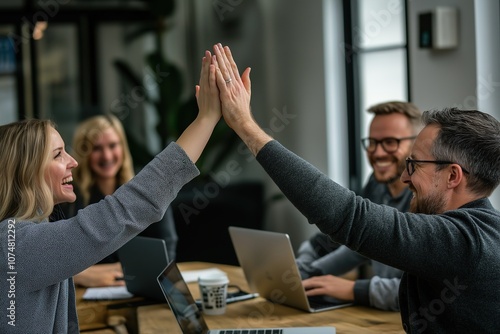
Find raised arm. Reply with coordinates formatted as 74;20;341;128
212;43;272;156
176;50;222;163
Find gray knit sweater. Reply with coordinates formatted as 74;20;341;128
0;143;198;333
257;140;500;333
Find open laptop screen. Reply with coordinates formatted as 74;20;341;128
157;262;210;334
157;262;337;334
117;236;170;302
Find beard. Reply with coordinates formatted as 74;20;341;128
383;173;402;185
374;158;406;185
410;190;447;214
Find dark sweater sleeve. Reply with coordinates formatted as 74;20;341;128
257;141;355;227
353;279;371;306
255;140;489;281
256;140;366;242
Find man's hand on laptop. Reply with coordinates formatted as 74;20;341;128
302;275;355;302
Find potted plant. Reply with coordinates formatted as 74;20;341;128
113;0;240;176
113;0;264;265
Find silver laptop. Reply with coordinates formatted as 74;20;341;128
117;235;170;302
157;261;336;334
228;227;352;313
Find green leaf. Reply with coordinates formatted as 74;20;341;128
146;52;183;145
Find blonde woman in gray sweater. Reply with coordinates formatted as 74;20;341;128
0;50;220;333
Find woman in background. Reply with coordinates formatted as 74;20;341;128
58;114;178;287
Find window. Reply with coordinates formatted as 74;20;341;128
0;31;18;124
342;0;409;191
36;24;80;145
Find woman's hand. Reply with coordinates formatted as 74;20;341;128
74;262;125;288
195;50;222;124
176;50;223;163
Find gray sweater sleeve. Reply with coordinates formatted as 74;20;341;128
6;142;199;292
307;246;394;310
353;261;402;311
370;276;400;311
297;243;401;311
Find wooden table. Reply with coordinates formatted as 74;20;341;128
76;285;157;333
138;262;404;334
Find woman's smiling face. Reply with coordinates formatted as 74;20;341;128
45;127;78;205
88;127;124;181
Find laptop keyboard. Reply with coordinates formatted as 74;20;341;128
218;330;283;334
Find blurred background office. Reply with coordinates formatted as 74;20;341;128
1;0;499;255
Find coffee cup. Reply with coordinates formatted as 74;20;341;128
198;273;229;315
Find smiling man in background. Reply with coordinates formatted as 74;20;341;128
296;101;421;311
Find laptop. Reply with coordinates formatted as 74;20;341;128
157;261;336;334
117;235;170;302
228;227;352;313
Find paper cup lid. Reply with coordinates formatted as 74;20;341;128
198;273;229;285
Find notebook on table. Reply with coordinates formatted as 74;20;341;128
228;226;352;313
157;261;336;334
117;235;170;302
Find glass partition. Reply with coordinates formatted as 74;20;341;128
0;29;18;125
355;0;406;49
351;0;408;184
35;24;80;145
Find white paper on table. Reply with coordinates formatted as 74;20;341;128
181;268;227;283
82;286;134;300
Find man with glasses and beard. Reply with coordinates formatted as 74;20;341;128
211;43;500;332
296;101;421;311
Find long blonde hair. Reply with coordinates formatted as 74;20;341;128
72;114;134;205
0;119;55;222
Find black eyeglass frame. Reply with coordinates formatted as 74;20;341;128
405;158;470;176
360;136;417;153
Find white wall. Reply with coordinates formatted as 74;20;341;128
474;0;500;208
408;0;477;111
187;0;339;249
258;0;333;248
408;0;500;209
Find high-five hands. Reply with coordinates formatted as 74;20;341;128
211;43;252;129
208;43;273;156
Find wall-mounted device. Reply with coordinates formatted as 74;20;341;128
419;7;458;50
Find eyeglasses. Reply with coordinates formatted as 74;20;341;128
361;136;416;153
405;158;470;176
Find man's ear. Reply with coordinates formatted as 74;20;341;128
447;164;464;189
